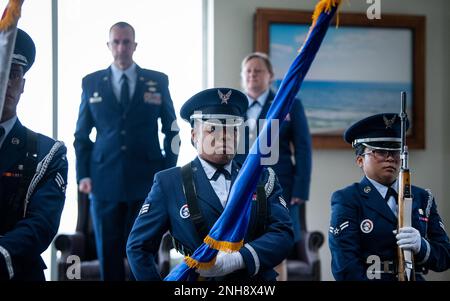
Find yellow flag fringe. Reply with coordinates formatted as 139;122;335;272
184;255;217;270
312;0;341;28
204;235;244;253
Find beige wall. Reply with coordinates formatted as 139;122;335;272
209;0;450;280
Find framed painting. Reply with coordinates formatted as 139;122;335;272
254;8;425;149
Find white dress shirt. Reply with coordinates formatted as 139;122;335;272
110;62;137;101
246;89;270;133
198;157;232;208
367;177;399;217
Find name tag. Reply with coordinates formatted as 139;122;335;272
89;96;102;103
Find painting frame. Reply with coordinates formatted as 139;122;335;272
254;8;425;149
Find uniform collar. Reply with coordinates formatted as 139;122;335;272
110;62;137;84
366;177;398;199
0;116;18;149
246;88;270;107
197;156;232;181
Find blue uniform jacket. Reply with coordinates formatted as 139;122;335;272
329;177;450;281
0;119;67;280
235;91;312;201
126;158;294;280
74;65;179;202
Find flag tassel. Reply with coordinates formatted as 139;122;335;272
0;0;23;31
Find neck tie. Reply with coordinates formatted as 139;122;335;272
211;167;231;181
120;74;130;108
249;100;260;108
385;187;398;216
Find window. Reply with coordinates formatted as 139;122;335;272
3;0;203;280
56;0;203;279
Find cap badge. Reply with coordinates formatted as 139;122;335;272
218;89;232;104
383;115;396;129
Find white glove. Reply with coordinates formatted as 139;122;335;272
197;251;245;278
396;226;422;254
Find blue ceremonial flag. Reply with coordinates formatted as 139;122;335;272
165;0;341;281
0;0;23;117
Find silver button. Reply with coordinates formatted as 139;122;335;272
121;146;127;151
121;130;126;135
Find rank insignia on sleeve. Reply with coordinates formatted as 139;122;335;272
54;172;66;193
279;196;287;209
139;203;151;216
329;221;349;236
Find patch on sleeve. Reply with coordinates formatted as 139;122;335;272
139;203;151;216
54;172;66;193
329;221;349;236
279;196;287;209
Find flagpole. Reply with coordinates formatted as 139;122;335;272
0;0;24;119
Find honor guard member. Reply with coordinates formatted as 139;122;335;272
127;88;294;280
0;29;68;280
74;22;180;280
328;113;450;280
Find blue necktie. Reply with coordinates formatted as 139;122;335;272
211;167;231;181
120;74;130;108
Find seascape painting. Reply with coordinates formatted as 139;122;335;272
270;24;413;135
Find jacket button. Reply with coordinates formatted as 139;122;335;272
121;130;126;135
121;146;127;151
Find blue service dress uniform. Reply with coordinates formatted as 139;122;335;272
236;90;312;240
74;65;179;279
126;158;294;281
0;119;68;280
329;177;450;281
74;65;179;202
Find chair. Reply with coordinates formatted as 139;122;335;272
286;203;325;281
54;192;131;281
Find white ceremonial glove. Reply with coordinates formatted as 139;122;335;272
396;226;422;254
197;250;245;278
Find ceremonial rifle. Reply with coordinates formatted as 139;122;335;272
397;91;416;281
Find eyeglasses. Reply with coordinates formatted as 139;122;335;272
361;149;400;160
203;124;239;134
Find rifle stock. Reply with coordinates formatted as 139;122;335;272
397;92;416;281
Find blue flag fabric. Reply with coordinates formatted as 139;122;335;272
165;0;340;281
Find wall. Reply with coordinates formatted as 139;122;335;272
210;0;450;280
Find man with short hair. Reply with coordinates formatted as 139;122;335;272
74;21;180;280
0;28;68;281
